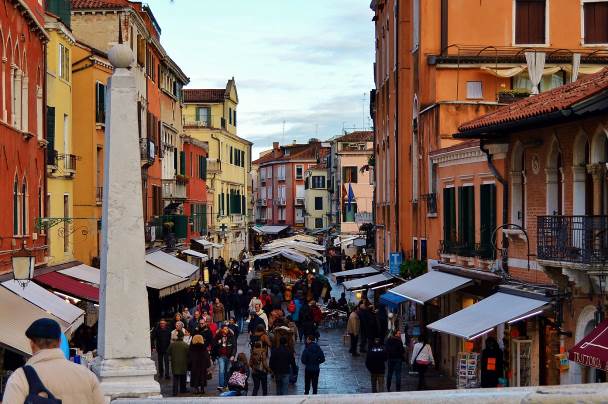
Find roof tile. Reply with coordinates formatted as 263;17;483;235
72;0;130;9
183;89;226;103
335;130;374;142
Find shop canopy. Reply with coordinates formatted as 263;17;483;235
568;319;608;370
0;285;71;355
253;225;289;235
59;264;100;285
192;238;224;249
427;291;550;340
379;291;408;310
2;280;85;334
181;249;209;260
145;263;193;298
146;250;199;279
387;270;473;305
333;266;379;279
247;248;315;264
35;272;100;303
342;272;395;291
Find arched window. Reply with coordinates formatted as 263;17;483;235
511;142;526;227
21;179;27;235
13;177;18;235
21;50;28;132
546;138;564;215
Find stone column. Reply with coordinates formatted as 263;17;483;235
2;57;7;122
589;164;605;215
91;43;160;399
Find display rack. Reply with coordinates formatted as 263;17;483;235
511;339;532;387
457;351;480;389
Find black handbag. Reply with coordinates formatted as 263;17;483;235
411;343;427;372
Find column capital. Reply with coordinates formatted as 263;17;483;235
588;163;606;181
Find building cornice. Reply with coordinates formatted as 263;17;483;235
430;146;485;166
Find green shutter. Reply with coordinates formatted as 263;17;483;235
180;151;186;175
466;186;475;250
202;157;207;179
201;204;207;233
242;195;245;215
173;149;178;172
195;107;200;121
457;187;464;245
46;106;56;151
480;184;496;254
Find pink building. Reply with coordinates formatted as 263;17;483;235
254;140;330;228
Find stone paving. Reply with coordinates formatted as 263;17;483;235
156;326;455;397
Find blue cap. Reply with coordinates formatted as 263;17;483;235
25;318;61;340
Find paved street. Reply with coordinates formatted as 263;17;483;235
156;325;454;397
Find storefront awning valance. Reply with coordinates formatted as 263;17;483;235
342;272;395;291
181;249;209;260
568;319;608;370
427;291;549;340
145;263;193;298
388;270;473;304
146;250;199;279
254;225;289;235
333;266;379;279
192;238;224;249
35;272;100;303
59;264;101;285
380;291;407;310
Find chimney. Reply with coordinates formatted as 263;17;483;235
273;142;279;150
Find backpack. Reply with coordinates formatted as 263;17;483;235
287;300;296;313
22;365;61;404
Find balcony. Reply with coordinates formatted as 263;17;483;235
162;179;187;200
59;153;77;175
207;159;222;174
537;215;608;266
422;193;437;214
140;138;155;166
440;239;475;257
183;119;212;128
277;198;286;206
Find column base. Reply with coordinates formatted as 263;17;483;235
92;357;161;401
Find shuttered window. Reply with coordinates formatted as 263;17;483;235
46;106;56;152
443;187;456;244
479;184;496;258
179;151;186;176
95;82;106;124
584;1;608;44
515;0;546;44
458;186;475;255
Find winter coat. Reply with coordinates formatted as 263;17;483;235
365;344;387;374
168;340;190;375
271;326;295;352
188;343;211;389
301;342;325;372
357;308;372;336
212;302;225;323
346;311;360;336
385;336;405;360
269;346;296;375
481;346;504;388
248;314;266;334
291;299;303;322
376;305;388;339
152;325;172;352
212;331;237;360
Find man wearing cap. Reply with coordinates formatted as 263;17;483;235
3;318;104;404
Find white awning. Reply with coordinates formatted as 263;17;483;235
0;286;70;355
145;263;194;298
256;225;289;235
2;280;85;332
334;235;366;247
333;266;379;278
342;272;395;291
388;271;473;304
192;238;224;249
181;249;209;260
248;248;312;264
59;264;100;285
427;292;549;340
145;250;199;279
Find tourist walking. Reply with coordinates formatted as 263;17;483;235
411;334;434;390
250;341;271;396
212;323;237;391
188;334;211;394
3;319;104;404
226;352;250;396
365;337;387;393
480;336;504;388
301;335;325;395
357;303;370;353
385;330;406;392
269;336;296;395
168;331;189;396
151;319;172;380
346;308;360;356
212;297;226;329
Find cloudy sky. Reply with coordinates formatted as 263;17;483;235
153;0;375;159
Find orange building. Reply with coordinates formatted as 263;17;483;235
371;0;608;265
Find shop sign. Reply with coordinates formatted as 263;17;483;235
389;252;402;275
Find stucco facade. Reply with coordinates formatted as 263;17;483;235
304;165;329;231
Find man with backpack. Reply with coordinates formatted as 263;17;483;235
249;341;271;396
300;334;325;395
3;318;104;404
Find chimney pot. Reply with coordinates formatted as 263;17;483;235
273;142;279;150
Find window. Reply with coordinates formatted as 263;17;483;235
315;218;324;229
458;186;475;254
515;0;546;44
195;107;210;126
233;109;237;126
95;82;106;124
342;166;358;183
584;1;608;44
229;108;233;125
278;207;286;221
21;180;27;236
278;165;286;180
58;44;70;81
198;155;207;179
466;81;483;99
314;196;323;210
295;165;303;179
296;184;305;199
311;176;326;189
443;187;456;244
342;201;357;222
13;178;19;235
137;35;146;67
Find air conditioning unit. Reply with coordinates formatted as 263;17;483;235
295;198;305;206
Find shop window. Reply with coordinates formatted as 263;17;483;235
315;218;324;229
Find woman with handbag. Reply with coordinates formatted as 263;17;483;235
226;352;250;396
410;334;434;390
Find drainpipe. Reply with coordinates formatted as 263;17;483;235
480;140;508;273
210;133;221;245
440;0;448;55
394;0;400;258
42;40;48;260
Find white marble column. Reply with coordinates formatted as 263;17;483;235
91;43;160;400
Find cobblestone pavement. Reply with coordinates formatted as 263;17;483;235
156;326;455;397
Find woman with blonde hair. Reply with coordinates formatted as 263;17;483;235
188;334;211;394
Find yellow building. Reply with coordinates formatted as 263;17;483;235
304;164;330;232
44;13;77;266
183;79;252;259
71;41;112;266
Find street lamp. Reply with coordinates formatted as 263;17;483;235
12;242;35;288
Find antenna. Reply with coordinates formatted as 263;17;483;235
361;92;366;129
282;120;286;144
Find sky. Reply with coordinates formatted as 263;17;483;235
151;0;375;160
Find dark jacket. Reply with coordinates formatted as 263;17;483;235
151;325;171;352
269;346;296;375
248;315;265;334
385;336;405;361
212;331;237;360
365;344;387;374
188;343;211;388
168;340;189;375
301;342;325;372
357;308;372;336
481;345;504;388
376;305;388;339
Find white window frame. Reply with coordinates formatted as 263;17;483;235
580;0;608;46
512;0;550;47
466;81;484;99
295;164;303;180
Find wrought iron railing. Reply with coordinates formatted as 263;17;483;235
537;215;608;265
60;154;77;171
139;138;155;165
440;238;475;257
422;193;437;214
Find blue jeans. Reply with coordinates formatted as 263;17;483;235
217;356;230;388
386;359;402;391
237;314;245;332
275;373;289;395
